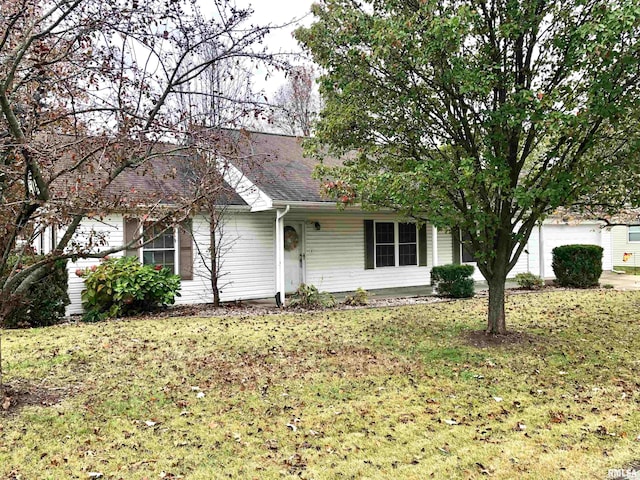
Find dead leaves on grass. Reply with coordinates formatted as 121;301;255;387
184;346;416;393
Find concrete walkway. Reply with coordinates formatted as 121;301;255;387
600;271;640;290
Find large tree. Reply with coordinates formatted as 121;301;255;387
0;0;280;391
297;0;640;334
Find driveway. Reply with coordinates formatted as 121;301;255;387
600;271;640;290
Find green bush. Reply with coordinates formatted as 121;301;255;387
431;264;475;298
288;283;336;308
552;244;603;288
3;256;70;329
344;287;370;306
514;272;544;290
79;256;181;321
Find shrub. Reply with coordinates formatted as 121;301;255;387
514;272;544;290
80;256;181;321
288;283;336;308
552;244;603;288
3;256;70;329
431;264;475;298
344;287;370;306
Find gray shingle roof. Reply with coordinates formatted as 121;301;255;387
227;130;342;203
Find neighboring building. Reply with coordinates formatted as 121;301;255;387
611;224;640;269
39;131;615;315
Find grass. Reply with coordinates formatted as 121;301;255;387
1;290;640;479
614;265;640;275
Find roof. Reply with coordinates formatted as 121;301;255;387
47;130;340;210
47;136;247;209
226;130;342;203
106;151;247;207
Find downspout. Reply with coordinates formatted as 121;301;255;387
275;205;290;306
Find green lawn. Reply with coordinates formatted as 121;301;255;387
1;290;640;479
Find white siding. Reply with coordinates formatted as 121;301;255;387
437;228;453;265
65;212;276;314
189;211;275;303
611;225;640;268
64;212;618;315
298;212;443;292
601;228;613;271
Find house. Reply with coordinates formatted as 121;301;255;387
48;131;614;315
611;223;640;270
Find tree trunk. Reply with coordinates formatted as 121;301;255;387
0;331;3;397
487;275;507;335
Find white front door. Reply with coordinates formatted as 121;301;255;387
284;222;304;293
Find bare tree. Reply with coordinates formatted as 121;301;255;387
177;26;270;307
0;0;281;393
178;130;236;308
272;65;320;136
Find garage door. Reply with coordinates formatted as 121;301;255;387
542;224;601;278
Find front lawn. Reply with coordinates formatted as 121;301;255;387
1;290;640;479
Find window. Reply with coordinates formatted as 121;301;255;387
630;226;640;243
375;222;395;267
461;231;477;263
143;225;176;274
399;223;417;266
375;222;417;267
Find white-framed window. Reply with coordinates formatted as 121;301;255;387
629;225;640;243
375;222;417;267
142;224;177;274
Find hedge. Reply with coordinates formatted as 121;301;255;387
552;244;603;288
431;264;475;298
4;256;70;329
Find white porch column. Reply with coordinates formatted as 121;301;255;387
432;224;438;267
275;206;290;306
538;223;545;278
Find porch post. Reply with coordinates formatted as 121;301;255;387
275;206;290;306
432;224;438;267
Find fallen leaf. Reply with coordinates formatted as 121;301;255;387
493;397;503;403
2;397;11;410
476;462;491;475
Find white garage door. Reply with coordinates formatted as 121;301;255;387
542;224;601;278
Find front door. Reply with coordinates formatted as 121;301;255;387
284;222;304;293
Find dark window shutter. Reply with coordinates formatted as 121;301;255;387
179;219;193;280
418;224;427;267
124;218;140;257
364;220;374;270
452;228;461;264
